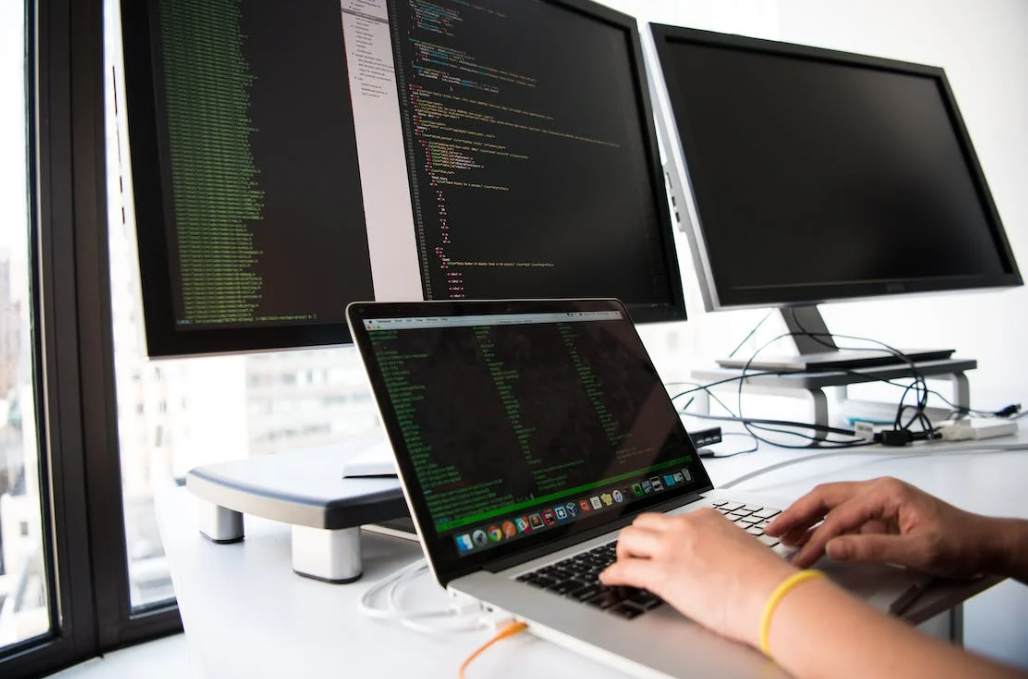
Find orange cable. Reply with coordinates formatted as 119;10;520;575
458;620;529;679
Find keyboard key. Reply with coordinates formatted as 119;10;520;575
753;508;781;519
586;587;631;610
628;591;664;610
609;603;644;619
745;526;764;536
552;580;588;596
719;502;743;512
711;500;728;507
757;535;780;547
742;505;764;513
569;584;603;602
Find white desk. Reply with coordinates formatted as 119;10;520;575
155;436;1028;678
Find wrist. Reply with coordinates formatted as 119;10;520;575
988;517;1028;580
740;562;801;648
758;570;825;657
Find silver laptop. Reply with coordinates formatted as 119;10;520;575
347;298;928;679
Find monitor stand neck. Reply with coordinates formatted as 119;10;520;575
780;305;838;356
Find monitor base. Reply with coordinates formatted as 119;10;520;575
717;347;956;372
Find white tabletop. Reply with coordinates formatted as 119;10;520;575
156;433;1028;678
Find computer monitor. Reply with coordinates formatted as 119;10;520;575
647;25;1022;370
387;0;684;321
120;0;685;359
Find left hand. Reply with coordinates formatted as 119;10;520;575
600;508;798;648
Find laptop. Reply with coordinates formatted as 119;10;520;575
347;298;929;679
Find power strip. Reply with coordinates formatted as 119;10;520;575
936;419;1019;442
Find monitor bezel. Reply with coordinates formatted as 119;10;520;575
648;24;1022;312
387;0;687;325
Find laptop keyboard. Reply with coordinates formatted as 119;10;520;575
514;500;781;620
516;542;661;619
711;500;782;547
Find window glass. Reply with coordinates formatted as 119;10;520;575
0;0;53;648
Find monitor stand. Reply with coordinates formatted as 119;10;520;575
716;305;955;372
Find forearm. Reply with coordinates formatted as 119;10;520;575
991;518;1028;584
768;577;1024;679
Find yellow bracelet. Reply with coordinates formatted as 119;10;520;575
759;570;825;658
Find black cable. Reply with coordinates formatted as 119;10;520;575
838;371;1021;421
675;328;1021;452
737;314;942;445
731;330;876;449
785;308;934;438
699;432;760;458
726;310;775;359
670;381;867;449
680;410;860;438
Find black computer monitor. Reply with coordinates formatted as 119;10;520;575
388;0;684;320
120;0;685;358
648;25;1021;369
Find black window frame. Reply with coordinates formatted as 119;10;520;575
1;0;182;676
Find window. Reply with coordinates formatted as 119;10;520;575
0;0;51;653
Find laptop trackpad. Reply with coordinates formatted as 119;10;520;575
814;557;932;615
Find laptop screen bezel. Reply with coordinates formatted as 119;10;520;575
347;298;714;586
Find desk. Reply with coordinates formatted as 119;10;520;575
155;436;1028;678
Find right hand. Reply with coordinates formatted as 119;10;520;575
600;508;799;648
765;477;1006;576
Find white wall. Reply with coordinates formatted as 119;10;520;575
775;0;1028;668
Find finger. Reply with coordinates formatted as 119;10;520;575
825;534;926;568
859;519;891;536
765;481;865;537
615;525;667;561
631;512;674;530
791;491;895;568
778;525;816;547
600;557;662;590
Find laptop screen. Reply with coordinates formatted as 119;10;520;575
348;299;713;583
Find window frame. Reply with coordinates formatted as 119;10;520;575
1;0;181;675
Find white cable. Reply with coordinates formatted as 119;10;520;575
358;557;488;633
358;558;427;619
719;441;1028;490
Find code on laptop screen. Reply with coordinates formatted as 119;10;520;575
362;310;706;558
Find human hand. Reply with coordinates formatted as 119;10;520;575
765;477;1005;576
599;509;797;648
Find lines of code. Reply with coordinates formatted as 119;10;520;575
373;329;516;520
367;318;688;530
151;0;373;331
390;0;672;305
158;0;265;324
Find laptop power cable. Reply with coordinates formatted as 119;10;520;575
359;558;509;634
